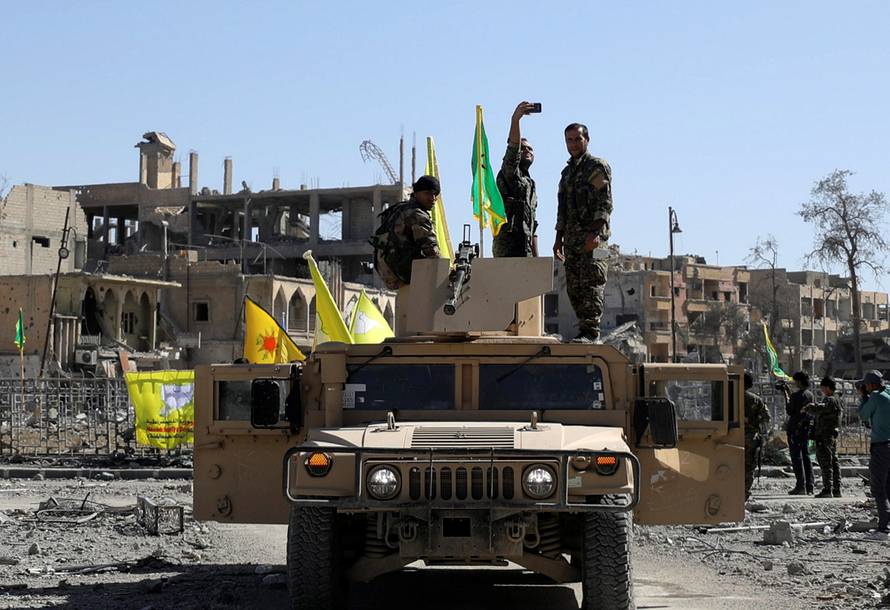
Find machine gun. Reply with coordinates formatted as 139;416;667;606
444;224;479;316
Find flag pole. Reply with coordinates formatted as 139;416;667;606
475;105;485;257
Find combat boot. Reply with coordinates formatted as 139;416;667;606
788;487;807;495
815;489;833;498
833;489;842;498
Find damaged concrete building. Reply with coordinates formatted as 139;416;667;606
543;249;751;363
748;269;890;374
0;131;399;374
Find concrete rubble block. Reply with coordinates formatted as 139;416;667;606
786;561;809;576
763;521;802;545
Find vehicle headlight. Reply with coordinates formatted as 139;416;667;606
367;465;401;500
522;465;556;500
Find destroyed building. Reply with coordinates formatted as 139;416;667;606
0;273;178;377
748;269;890;374
0;184;87;275
0;131;401;375
544;250;751;363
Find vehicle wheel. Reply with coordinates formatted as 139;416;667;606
287;504;344;610
581;509;634;610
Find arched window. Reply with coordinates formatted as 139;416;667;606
289;291;308;332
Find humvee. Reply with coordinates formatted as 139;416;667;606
193;255;745;610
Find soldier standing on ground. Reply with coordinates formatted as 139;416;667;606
783;371;815;495
494;101;538;258
805;376;842;498
553;123;613;343
370;175;441;289
744;372;771;501
858;370;890;540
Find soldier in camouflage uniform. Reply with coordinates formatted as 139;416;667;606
371;175;440;289
806;376;843;498
554;123;613;342
494;101;538;258
744;372;771;501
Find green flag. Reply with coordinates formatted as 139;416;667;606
762;322;791;381
14;308;25;352
471;105;506;237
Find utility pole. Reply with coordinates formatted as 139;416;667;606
669;206;682;363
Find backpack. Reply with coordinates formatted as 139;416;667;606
369;203;414;289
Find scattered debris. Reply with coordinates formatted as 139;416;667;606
787;561;809;576
136;496;184;535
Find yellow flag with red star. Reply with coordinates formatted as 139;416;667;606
243;296;305;363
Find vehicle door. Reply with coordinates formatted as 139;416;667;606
633;364;745;525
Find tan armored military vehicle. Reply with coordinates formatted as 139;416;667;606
194;253;745;610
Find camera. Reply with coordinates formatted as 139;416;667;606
529;103;542;113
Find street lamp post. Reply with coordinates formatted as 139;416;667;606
668;207;682;363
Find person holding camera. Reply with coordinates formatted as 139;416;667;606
858;370;890;540
493;101;539;258
553;123;613;343
805;376;842;498
783;371;815;495
744;372;771;501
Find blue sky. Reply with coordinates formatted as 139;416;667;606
3;1;889;288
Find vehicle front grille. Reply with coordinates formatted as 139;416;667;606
410;426;516;449
407;464;516;501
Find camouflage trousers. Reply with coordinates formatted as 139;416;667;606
564;251;607;337
744;435;760;500
815;435;841;493
493;231;532;258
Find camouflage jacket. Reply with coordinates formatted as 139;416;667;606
808;395;842;439
786;388;815;434
393;197;440;260
494;142;537;256
744;390;771;438
556;152;613;251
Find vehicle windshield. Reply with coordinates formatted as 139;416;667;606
344;364;454;410
479;364;606;410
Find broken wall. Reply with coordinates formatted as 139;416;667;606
0;184;87;275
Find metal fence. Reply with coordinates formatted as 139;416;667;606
0;377;191;459
756;377;870;455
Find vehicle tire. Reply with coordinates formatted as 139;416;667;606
580;509;634;610
287;504;344;610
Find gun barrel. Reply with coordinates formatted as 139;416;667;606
444;266;469;316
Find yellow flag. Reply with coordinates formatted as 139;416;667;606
125;370;195;449
425;137;454;261
349;290;394;344
303;251;353;346
243;296;306;363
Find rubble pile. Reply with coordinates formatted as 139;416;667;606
639;474;890;609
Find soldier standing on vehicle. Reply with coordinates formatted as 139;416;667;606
553;123;613;343
783;371;815;495
805;376;842;498
494;101;538;258
744;372;771;501
858;370;890;540
370;175;441;289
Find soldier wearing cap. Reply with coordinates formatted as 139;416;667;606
859;370;890;540
371;176;441;289
805;376;842;498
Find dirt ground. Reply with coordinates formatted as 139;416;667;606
0;474;887;609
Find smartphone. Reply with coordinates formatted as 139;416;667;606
529;103;542;113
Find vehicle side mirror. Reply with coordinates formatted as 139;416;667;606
251;379;280;427
633;397;679;448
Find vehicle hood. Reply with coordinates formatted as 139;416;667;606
303;420;630;453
